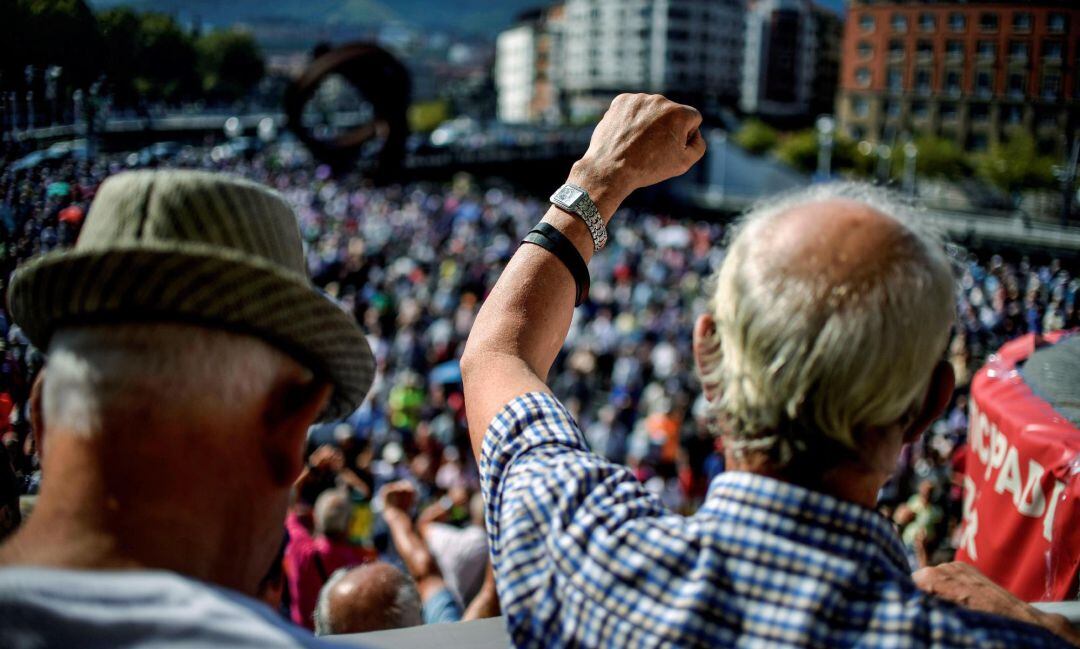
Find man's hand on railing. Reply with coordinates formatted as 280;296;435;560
914;562;1080;646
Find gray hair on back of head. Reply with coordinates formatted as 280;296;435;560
699;182;956;466
313;565;424;636
42;322;303;439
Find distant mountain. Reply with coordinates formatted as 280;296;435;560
86;0;544;36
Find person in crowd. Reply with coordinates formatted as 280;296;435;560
313;562;423;635
420;491;489;606
0;170;376;648
378;480;499;624
285;488;376;630
461;93;1080;647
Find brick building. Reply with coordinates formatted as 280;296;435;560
836;1;1080;157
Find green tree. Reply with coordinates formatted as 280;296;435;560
132;12;199;102
975;133;1057;194
1;0;102;90
733;119;778;155
775;129;819;173
196;29;265;102
910;135;969;180
97;7;141;104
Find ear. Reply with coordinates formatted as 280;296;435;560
261;377;334;487
29;371;46;463
692;313;722;403
902;361;955;444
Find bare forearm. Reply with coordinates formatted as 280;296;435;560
461;94;705;459
462;166;628;457
383;509;440;582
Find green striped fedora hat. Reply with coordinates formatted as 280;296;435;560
7;170;374;422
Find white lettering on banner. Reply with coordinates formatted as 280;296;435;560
1044;480;1066;543
966;399;1067;545
958;475;979;560
1018;459;1047;517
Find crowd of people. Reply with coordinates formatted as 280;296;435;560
1;138;1078;631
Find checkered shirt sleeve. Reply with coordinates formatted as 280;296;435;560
479;392;1074;649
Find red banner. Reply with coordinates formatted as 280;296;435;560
955;332;1080;602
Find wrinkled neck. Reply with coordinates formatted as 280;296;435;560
0;426;283;596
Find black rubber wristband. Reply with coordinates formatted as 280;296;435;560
520;222;591;307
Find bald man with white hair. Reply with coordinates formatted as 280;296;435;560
313;563;423;636
461;93;1079;647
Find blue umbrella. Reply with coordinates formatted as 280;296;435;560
429;360;462;385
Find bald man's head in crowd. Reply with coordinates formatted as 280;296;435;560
313;562;423;636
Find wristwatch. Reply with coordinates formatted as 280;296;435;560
550;183;607;252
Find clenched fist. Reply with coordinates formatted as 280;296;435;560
568;93;706;221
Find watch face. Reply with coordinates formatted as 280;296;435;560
553;186;584;208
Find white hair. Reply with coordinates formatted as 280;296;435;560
699;182;956;466
313;489;352;538
42;323;303;438
313;565;423;636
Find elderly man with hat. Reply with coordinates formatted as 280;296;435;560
0;171;374;647
461;93;1079;647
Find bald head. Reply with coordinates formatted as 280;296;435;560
765;198;920;286
697;183;955;467
314;563;423;636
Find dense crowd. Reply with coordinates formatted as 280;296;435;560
1;140;1078;627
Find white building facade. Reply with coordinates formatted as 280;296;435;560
557;0;745;120
496;24;538;124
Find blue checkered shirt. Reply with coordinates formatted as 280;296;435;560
481;392;1070;648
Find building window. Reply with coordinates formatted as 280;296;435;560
915;68;932;94
1003;104;1023;125
1008;40;1029;61
1042;40;1063;61
912;101;928;118
1047;13;1067;34
1007;72;1026;98
970;103;989;123
853;98;870;118
917;39;934;61
969;134;988;151
948;13;966;32
887;68;903;92
941;103;958;121
945;70;962;95
859;14;875;33
886;101;902;118
889;39;905;60
850;125;866;140
946;40;964;61
1042;74;1061;100
919;13;936;32
975;70;994;97
976;40;996;62
857;41;873;59
1012;12;1032;32
856;67;872;87
1037;110;1058;129
891;13;908;33
979;13;999;33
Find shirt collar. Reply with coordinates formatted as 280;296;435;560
701;471;911;573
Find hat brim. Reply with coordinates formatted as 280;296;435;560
8;243;374;422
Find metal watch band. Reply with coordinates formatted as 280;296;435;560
549;183;607;252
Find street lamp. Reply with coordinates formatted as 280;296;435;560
875;143;892;182
903;141;918;195
816;115;835;181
